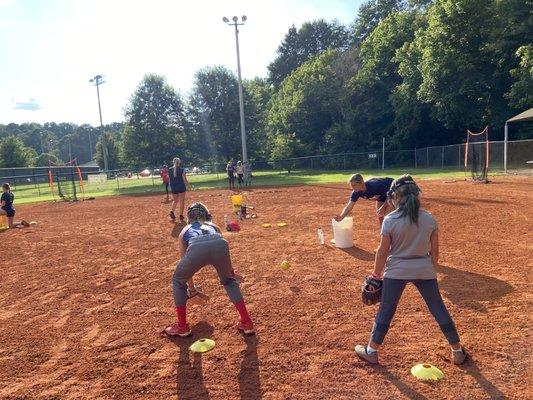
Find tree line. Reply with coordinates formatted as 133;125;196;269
1;0;531;169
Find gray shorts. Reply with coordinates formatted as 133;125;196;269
172;234;243;306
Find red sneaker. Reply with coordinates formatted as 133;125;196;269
237;320;255;335
164;323;191;337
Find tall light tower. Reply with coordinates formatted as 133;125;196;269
222;15;248;164
89;74;108;170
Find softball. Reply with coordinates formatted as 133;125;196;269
280;260;290;270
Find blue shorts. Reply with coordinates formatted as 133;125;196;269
171;185;186;194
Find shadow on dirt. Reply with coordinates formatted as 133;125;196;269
460;356;507;399
424;197;471;207
238;334;262;399
371;365;429;400
340;246;375;262
170;321;214;400
171;221;186;238
437;264;514;312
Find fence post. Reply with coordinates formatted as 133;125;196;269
441;146;445;169
458;144;461;169
343;154;346;170
504;123;508;174
414;149;417;169
426;147;429;168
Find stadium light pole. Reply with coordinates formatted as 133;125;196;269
222;15;248;164
89;74;109;170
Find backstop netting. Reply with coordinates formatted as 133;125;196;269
465;127;489;182
48;159;85;201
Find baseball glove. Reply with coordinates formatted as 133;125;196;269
361;275;383;306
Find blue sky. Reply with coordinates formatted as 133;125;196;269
0;0;361;125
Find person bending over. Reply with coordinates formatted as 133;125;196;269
165;202;255;337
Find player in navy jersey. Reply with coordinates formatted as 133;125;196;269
0;183;29;229
335;174;394;228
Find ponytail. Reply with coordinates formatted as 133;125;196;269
389;174;420;225
400;192;420;224
172;157;181;178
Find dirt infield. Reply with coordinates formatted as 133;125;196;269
1;177;531;399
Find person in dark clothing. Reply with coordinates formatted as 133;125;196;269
169;158;190;223
335;173;395;228
0;183;29;229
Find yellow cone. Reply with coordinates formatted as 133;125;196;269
189;338;215;353
411;364;444;381
276;222;287;227
261;223;272;228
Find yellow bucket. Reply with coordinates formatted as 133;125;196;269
0;215;7;231
231;194;243;211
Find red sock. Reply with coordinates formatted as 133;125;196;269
176;306;187;326
234;300;251;324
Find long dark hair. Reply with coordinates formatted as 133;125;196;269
390;175;420;224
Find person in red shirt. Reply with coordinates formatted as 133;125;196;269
160;165;170;201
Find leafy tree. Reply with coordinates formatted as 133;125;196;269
123;74;185;167
186;67;269;163
353;0;407;43
34;153;60;167
0;136;36;167
345;11;422;149
243;77;273;159
268;19;351;87
267;50;344;156
416;0;496;132
95;132;122;170
506;46;533;110
187;66;242;163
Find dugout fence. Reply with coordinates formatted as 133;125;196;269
0;139;531;200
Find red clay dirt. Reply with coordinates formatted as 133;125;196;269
0;177;531;399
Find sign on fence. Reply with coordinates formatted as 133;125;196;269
88;173;108;184
368;153;377;159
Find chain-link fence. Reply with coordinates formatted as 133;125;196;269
1;139;531;200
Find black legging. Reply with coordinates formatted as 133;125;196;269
371;278;459;345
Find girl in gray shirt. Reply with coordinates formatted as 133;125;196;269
355;175;467;365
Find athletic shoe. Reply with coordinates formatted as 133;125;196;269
452;347;467;365
355;344;378;364
169;211;176;220
237;320;255;335
164;323;191;337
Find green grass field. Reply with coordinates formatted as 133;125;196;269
9;168;474;205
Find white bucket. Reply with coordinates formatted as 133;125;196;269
331;217;354;248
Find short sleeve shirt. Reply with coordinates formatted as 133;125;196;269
160;168;169;184
381;209;438;280
350;178;393;203
182;222;219;246
236;165;244;174
1;191;14;212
